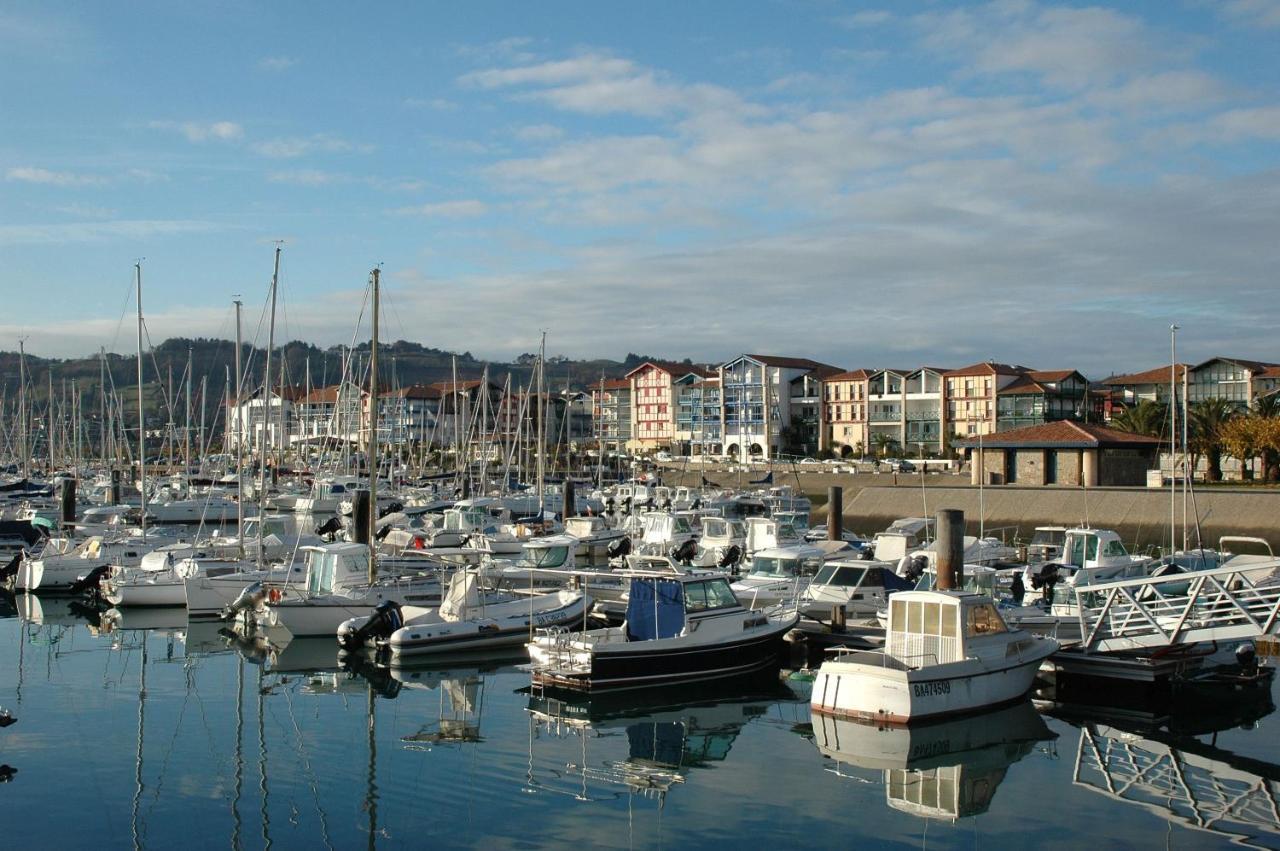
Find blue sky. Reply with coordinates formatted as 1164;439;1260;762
3;1;1279;375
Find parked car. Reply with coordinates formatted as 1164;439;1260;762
654;451;672;462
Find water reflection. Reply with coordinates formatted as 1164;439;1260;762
810;700;1056;821
525;674;801;805
1046;693;1280;848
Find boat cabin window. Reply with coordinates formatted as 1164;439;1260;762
524;546;569;568
672;516;693;534
684;578;739;612
1069;535;1099;564
965;603;1008;637
307;553;336;594
890;599;959;640
703;518;728;538
1031;529;1065;546
813;565;867;587
1101;539;1128;558
752;555;820;577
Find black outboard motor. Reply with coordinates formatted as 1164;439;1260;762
379;501;404;518
607;535;632;560
375;523;394;542
68;565;112;596
1028;562;1061;605
671;539;698;566
315;516;344;539
1011;570;1026;606
1237;642;1259;677
0;553;20;583
718;544;743;572
339;599;404;652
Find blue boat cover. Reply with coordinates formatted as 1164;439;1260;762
626;578;685;641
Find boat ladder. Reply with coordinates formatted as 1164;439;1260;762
1072;558;1280;653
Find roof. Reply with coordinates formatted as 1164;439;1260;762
624;360;699;378
954;421;1162;449
1190;356;1280;373
1260;366;1280;379
943;361;1028;378
592;378;630;392
823;369;872;382
1101;364;1189;386
382;383;441;400
739;354;844;371
1000;370;1085;395
430;379;495;393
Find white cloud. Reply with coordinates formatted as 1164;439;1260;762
0;219;222;245
267;169;348;185
1220;0;1280;28
50;202;117;218
258;55;297;71
252;133;371;158
514;123;564;142
150;120;244;142
6;166;106;187
391;200;488;218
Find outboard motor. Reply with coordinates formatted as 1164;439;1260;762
315;516;343;539
1011;570;1026;606
68;565;112;596
1028;562;1061;605
339;599;404;652
717;544;743;572
375;523;394;542
226;581;268;617
607;535;632;561
671;539;698;566
1237;642;1259;677
0;553;19;583
379;501;404;518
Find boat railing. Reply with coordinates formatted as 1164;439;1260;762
825;646;932;671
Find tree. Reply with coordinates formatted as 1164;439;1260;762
871;432;899;459
1111;400;1168;438
1188;397;1239;482
1254;392;1280;481
1221;416;1263;480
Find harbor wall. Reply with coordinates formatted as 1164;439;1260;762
657;466;1279;551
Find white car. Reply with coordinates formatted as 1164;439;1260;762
654;451;673;462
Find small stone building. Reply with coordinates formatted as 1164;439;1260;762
955;421;1160;487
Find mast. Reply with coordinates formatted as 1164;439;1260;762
1169;324;1178;558
234;299;245;559
136;262;147;542
17;338;28;480
368;267;380;584
185;346;192;496
257;246;280;570
99;348;107;468
536;332;546;523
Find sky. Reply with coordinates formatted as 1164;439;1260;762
2;0;1278;376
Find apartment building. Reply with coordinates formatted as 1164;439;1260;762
821;369;871;456
944;362;1025;438
590;378;632;452
674;372;722;457
719;354;841;460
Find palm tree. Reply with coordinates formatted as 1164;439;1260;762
1111;400;1167;437
1188;397;1239;482
1253;391;1280;480
871;432;898;459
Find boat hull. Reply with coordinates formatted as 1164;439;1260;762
811;642;1056;725
532;617;796;692
385;594;588;658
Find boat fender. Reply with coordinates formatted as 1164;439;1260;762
268;586;282;604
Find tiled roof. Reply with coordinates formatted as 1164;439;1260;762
1259;366;1280;379
1025;369;1079;383
592;378;630;391
824;369;872;381
998;376;1049;395
430;379;493;393
943;361;1027;378
954;420;1161;449
1101;364;1189;385
625;360;697;378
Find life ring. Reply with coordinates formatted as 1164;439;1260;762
268;587;282;604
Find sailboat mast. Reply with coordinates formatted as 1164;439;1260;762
185;346;192;496
258;245;280;569
1169;324;1178;558
368;267;380;584
136;262;147;541
536;332;546;522
17;338;28;480
234;299;245;559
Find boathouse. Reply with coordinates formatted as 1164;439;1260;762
954;421;1160;487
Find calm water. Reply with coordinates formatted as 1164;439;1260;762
2;595;1278;850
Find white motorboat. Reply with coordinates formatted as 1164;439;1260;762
251;542;444;638
799;559;914;619
15;534;156;591
528;573;798;690
811;589;1058;724
183;560;309;618
731;543;826;609
337;568;588;659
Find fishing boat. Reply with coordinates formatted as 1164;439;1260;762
527;572;798;691
798;558;914;619
811;589;1057;724
730;543;826;609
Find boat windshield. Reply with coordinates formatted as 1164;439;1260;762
751;556;795;577
965;602;1009;637
306;553;336;594
523;546;570;568
703;518;728;539
684;578;740;612
813;564;867;587
1030;529;1065;546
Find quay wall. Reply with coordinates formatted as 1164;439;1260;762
656;466;1280;551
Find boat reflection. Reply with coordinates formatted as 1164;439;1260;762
525;673;801;803
811;700;1056;821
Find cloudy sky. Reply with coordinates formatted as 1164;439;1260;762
2;1;1278;375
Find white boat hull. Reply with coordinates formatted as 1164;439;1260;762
811;641;1056;725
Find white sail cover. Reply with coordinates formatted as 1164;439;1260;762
439;570;483;621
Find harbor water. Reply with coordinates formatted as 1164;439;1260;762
2;596;1278;849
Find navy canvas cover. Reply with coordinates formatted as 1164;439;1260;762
625;578;685;641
